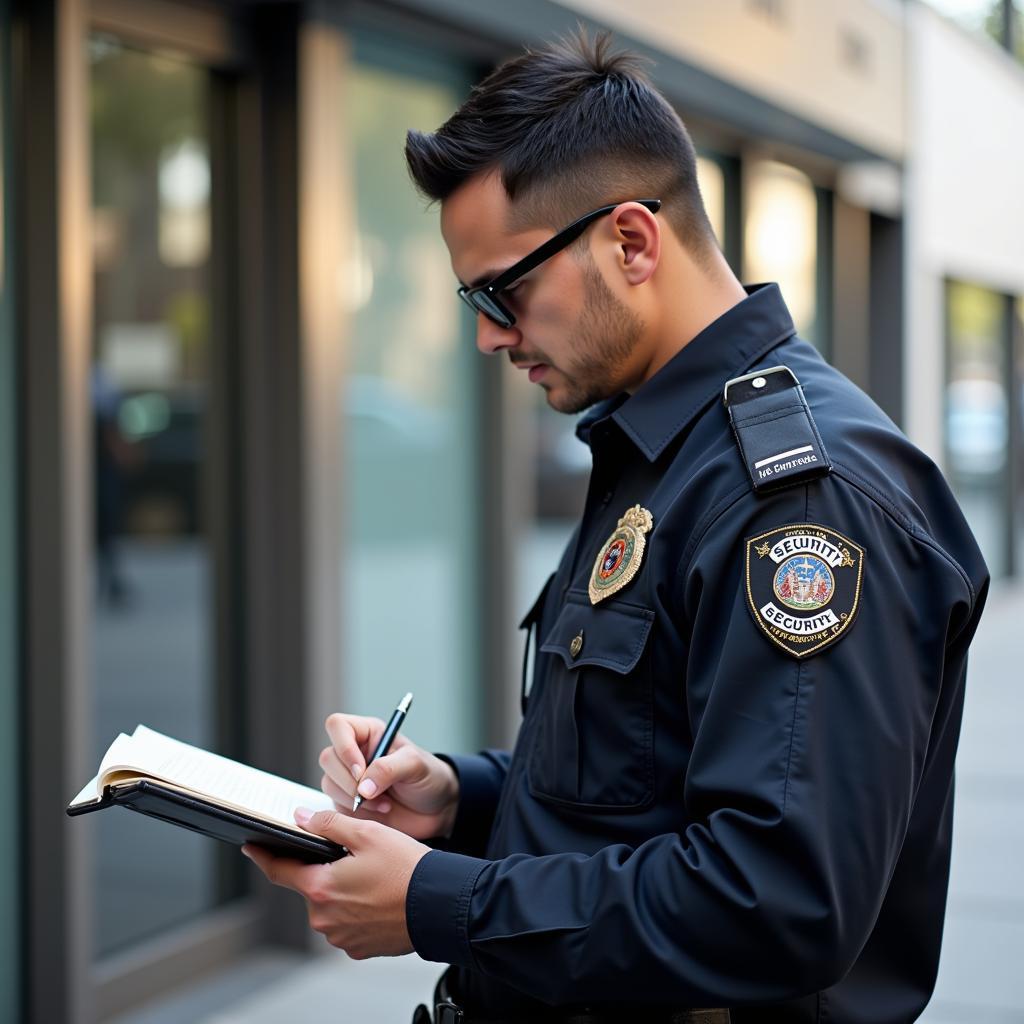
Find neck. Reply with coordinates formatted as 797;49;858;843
632;248;747;389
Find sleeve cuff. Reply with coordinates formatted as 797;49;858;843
407;848;488;967
436;751;507;857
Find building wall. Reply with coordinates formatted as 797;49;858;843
562;0;906;160
905;1;1024;460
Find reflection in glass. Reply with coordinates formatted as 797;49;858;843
744;159;818;343
945;280;1011;576
342;58;479;754
89;36;220;956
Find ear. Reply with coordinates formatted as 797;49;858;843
608;202;660;286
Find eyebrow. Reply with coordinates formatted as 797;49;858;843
463;267;507;290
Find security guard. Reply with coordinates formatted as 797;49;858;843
242;33;989;1024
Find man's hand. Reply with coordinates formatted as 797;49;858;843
318;713;460;840
242;807;431;959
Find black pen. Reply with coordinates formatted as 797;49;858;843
352;692;413;812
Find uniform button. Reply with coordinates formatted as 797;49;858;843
600;489;614;506
570;631;584;658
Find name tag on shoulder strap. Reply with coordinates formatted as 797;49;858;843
723;365;831;493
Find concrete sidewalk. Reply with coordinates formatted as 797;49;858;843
919;582;1024;1023
115;584;1024;1024
112;949;441;1024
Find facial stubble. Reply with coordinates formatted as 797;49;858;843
543;258;644;415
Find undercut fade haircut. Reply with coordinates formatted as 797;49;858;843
405;30;719;267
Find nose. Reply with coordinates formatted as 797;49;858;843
475;312;522;355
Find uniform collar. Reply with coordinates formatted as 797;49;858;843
575;282;796;461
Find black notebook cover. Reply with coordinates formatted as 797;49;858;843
67;780;347;864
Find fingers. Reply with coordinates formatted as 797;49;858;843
354;744;425;803
320;771;350;807
321;773;392;815
241;844;318;893
295;806;373;848
323;713;386;781
319;744;358;799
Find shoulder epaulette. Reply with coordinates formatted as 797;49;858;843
723;365;831;493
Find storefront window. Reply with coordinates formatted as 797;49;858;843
88;35;221;956
945;280;1012;577
744;159;820;347
340;50;480;753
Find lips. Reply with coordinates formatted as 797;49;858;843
510;354;550;383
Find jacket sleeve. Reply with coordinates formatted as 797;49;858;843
407;474;983;1006
434;750;510;857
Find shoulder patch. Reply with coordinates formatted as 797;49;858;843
745;523;864;658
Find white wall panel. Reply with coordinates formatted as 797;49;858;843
905;3;1024;458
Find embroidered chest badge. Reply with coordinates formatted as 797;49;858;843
746;524;864;658
589;505;654;605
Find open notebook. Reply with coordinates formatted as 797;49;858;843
67;725;345;863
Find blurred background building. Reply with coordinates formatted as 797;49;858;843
1;0;1022;1021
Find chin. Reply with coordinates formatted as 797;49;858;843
544;387;594;416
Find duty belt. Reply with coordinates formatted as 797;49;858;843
413;972;731;1024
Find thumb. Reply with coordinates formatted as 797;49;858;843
294;806;364;848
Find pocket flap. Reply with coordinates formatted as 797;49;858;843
539;590;654;673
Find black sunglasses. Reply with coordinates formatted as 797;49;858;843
457;199;662;329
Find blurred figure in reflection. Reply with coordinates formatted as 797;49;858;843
92;364;137;607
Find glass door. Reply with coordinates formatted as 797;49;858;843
87;31;240;957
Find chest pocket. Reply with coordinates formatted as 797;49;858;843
528;589;655;811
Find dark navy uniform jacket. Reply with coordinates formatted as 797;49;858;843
406;283;989;1022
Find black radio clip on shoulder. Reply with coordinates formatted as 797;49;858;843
723;365;831;493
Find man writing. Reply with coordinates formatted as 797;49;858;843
244;33;988;1023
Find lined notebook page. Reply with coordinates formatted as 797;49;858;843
98;725;334;829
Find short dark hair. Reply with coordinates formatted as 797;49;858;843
405;30;718;264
